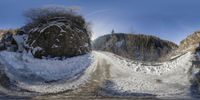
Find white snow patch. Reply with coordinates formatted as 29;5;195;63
29;27;39;33
51;44;59;48
39;22;66;33
58;34;63;36
55;39;60;42
75;27;84;33
13;34;28;52
29;20;84;36
60;29;66;33
32;46;43;55
115;40;124;47
84;43;89;47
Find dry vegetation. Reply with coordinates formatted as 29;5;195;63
23;6;91;35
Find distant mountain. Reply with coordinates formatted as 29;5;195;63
92;33;178;61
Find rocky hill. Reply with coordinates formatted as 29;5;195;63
0;7;92;59
179;31;200;52
22;7;92;58
0;29;19;51
0;29;18;38
93;33;178;61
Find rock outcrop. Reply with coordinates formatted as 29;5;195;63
0;7;92;59
0;30;19;51
93;33;178;61
179;31;200;52
25;17;91;58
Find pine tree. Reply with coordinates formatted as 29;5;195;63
111;29;115;34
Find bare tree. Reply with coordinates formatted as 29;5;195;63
23;5;88;32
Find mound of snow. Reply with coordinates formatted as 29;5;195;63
0;51;94;93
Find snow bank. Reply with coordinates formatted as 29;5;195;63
102;52;193;75
97;51;194;97
0;51;94;93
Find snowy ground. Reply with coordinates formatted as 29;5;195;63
0;50;198;99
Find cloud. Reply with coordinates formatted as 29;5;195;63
86;9;112;18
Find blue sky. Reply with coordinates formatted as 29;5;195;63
1;0;200;44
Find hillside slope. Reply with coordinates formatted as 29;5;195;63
93;33;178;61
179;31;200;52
